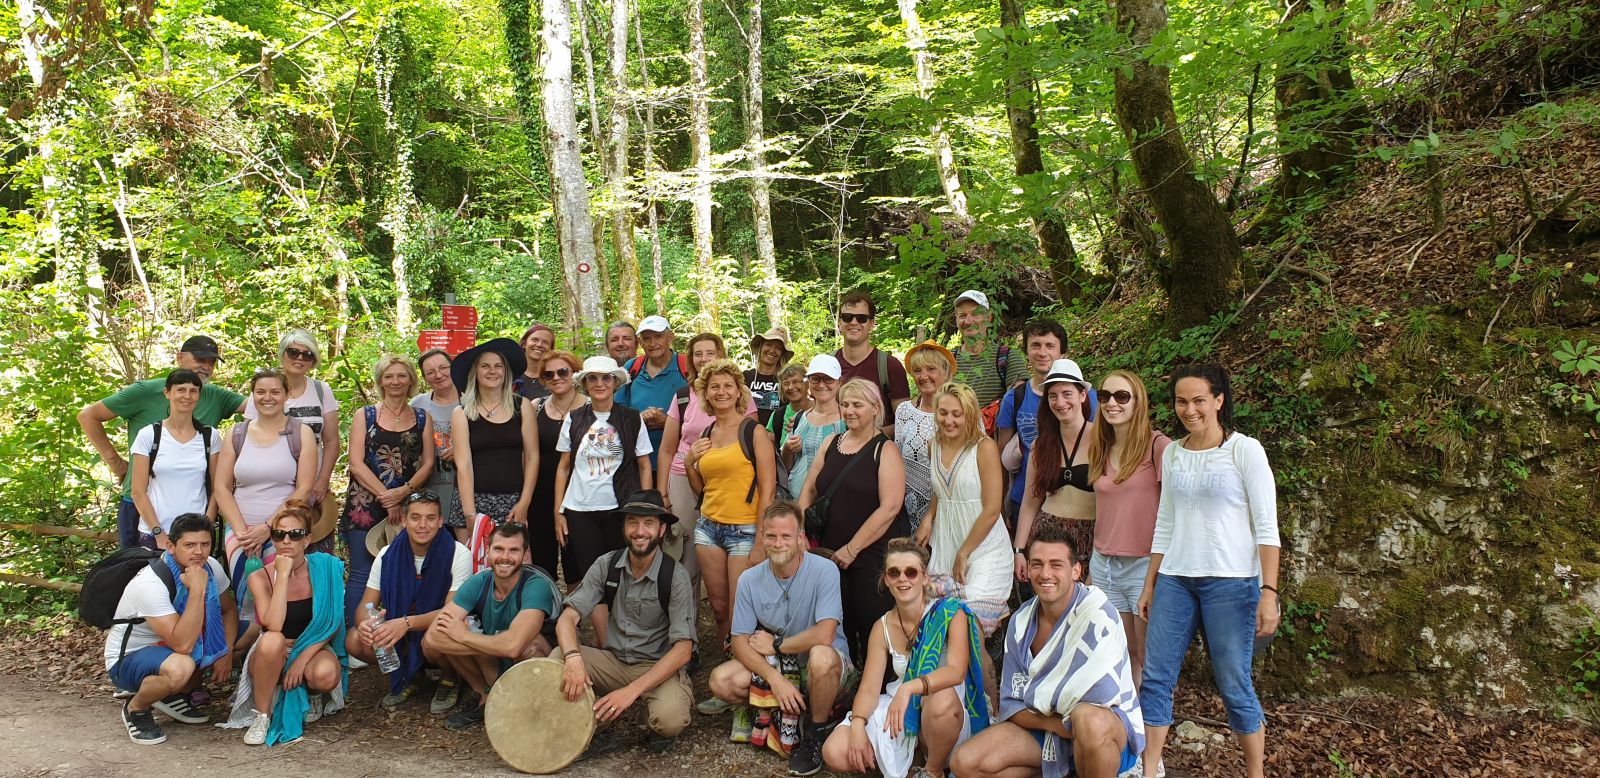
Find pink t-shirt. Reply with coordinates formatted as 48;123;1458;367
669;391;759;477
1092;432;1171;556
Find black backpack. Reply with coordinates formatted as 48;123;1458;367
472;564;563;639
599;549;674;612
78;548;177;662
698;417;761;505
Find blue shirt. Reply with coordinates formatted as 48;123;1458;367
998;382;1098;505
616;352;689;467
732;553;849;657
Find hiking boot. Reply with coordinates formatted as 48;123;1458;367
303;693;325;724
444;701;486;732
122;702;166;746
729;705;753;743
430;678;460;715
788;721;824;776
243;709;271;746
153;692;209;724
577;727;620;761
645;733;676;754
697;696;735;715
380;680;424;710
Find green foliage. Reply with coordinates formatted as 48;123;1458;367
1561;605;1600;708
1553;340;1600;377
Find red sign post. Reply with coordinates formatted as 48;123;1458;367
418;303;480;356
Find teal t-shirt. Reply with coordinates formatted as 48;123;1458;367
451;568;557;636
102;377;246;498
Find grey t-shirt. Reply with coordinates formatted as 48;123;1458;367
565;549;695;665
732;552;849;657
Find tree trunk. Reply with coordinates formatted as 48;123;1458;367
896;0;968;220
539;0;605;345
572;0;612;304
686;0;718;328
633;0;666;315
1275;0;1369;202
607;0;644;321
998;0;1080;303
376;22;416;335
744;0;785;326
1112;0;1242;331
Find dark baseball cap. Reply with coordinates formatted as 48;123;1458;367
179;335;223;360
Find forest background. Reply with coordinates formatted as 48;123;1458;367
4;0;1600;730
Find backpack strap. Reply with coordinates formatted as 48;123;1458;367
673;386;692;424
627;356;644;378
229;419;249;458
739;418;758;503
996;344;1011;379
147;421;164;471
677;353;692;381
1009;383;1027;429
876;349;891;404
314;378;329;406
117;559;177;665
199;426;214;500
599;549;673;612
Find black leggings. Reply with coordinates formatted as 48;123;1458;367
562;509;625;585
838;551;892;667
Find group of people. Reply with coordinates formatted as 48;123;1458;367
81;289;1281;778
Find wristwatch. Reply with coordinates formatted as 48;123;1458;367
772;635;785;655
1013;546;1025;555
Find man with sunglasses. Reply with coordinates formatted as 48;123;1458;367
78;335;247;548
833;291;910;440
423;522;558;731
707;502;850;776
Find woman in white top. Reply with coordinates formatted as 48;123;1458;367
1135;363;1280;778
129;369;222;549
896;341;954;536
245;330;340;513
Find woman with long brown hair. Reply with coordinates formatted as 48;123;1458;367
1011;359;1095;583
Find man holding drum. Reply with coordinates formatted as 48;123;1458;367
556;489;695;755
423;522;560;731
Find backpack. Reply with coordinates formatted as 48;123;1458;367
629;352;693;382
979;346;1017;437
229;417;306;461
599;549;674;612
698;417;761;505
472;564;563;638
78;547;177;663
670;386;695;424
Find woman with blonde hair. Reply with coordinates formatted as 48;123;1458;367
915;383;1010;639
1086;370;1169;686
450;339;539;567
897;342;956;536
686;358;776;650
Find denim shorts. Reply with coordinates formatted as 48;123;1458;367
109;645;178;693
693;516;756;556
1089;551;1151;614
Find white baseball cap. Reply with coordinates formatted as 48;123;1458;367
638;315;671;334
805;354;842;380
954;290;989;309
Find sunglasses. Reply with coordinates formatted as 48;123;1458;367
1096;389;1135;406
838;313;873;324
542;367;573;380
283;347;316;362
270;528;310;541
884;566;922;580
407;490;441;504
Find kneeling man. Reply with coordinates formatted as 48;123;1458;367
556;489;695;753
424;522;559;730
951;521;1144;778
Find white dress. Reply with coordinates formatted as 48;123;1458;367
842;608;974;778
928;441;1014;634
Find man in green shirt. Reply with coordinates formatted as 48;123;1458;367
77;335;247;548
952;290;1028;406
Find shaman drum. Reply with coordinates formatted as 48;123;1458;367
485;656;596;773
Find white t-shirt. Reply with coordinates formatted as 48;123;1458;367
104;557;230;670
365;543;473;594
130;424;223;534
1151;432;1280;577
556;410;653;511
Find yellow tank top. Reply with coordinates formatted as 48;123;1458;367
699;441;758;525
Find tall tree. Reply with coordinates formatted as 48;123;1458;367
538;0;605;341
998;0;1081;303
607;0;645;320
633;0;666;315
1275;0;1369;202
1112;0;1242;331
897;0;969;219
376;20;418;335
743;0;785;326
572;0;612;302
686;0;718;327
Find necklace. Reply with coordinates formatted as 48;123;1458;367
481;400;504;419
546;393;577;419
381;400;409;424
894;601;922;655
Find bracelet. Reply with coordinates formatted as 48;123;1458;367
404;615;412;630
1260;584;1279;595
920;677;931;695
1013;547;1026;555
564;648;582;658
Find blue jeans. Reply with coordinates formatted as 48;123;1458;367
344;528;373;626
1141;574;1264;734
117;498;142;549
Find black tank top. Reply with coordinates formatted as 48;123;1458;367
816;433;895;557
282;597;313;640
469;399;524;493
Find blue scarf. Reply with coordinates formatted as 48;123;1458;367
903;597;990;738
162;553;227;668
266;553;348;746
378;529;456;694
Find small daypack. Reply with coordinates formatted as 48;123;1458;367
78;548;177;663
472;564;563;639
599;549;674;612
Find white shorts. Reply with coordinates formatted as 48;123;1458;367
1089;551;1150;614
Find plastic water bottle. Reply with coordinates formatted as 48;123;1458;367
365;603;401;674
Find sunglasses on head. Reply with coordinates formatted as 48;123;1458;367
270;528;310;541
838;312;873;324
1096;389;1134;405
542;367;572;380
283;347;315;362
884;566;922;580
406;490;440;504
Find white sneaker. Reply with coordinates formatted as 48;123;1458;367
347;656;369;670
1125;757;1165;778
243;710;270;746
303;694;324;724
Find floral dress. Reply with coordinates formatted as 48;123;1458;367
340;405;427;532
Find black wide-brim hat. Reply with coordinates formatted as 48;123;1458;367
620;489;678;524
451;337;528;392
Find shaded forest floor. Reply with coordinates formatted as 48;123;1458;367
1;617;1594;776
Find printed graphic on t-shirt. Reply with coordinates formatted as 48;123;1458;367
287;405;324;435
580;422;624;479
749;378;781;412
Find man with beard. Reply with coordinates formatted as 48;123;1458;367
706;502;850;776
950;521;1143;778
423;523;559;731
557;489;695;754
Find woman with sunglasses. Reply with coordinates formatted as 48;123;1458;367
245;329;340;517
781;355;845;501
1084;371;1169;686
1137;364;1280;778
822;538;988;778
515;323;555;401
224;500;348;745
527;350;584;579
341;355;435;624
1011;359;1096;583
411;349;462;527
